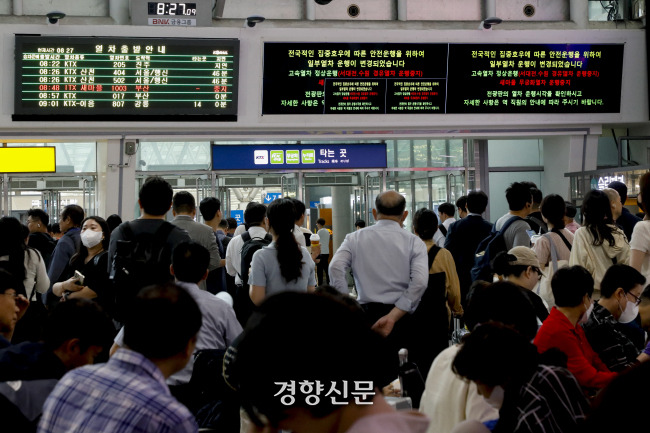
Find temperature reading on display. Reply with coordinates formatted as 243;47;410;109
148;2;197;16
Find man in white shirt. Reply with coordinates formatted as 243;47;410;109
432;202;456;248
225;203;269;287
315;218;331;285
329;191;428;346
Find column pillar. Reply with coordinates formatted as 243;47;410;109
331;186;352;255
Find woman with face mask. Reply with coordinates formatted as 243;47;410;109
51;217;112;313
582;264;650;372
452;322;589;433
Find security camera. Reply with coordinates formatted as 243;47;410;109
246;15;265;27
479;16;502;30
314;0;333;5
46;11;66;24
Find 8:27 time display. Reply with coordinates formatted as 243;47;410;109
148;2;197;16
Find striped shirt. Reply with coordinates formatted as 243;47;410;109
582;302;640;372
498;365;589;433
38;349;197;433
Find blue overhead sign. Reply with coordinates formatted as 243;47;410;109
212;143;387;170
263;192;282;204
230;210;244;226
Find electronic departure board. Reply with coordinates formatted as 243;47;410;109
14;35;239;121
262;42;624;115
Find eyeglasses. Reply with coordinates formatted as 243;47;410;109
534;268;543;281
626;292;643;307
0;292;17;302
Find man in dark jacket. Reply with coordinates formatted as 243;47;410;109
26;209;57;269
445;190;492;308
608;180;641;241
47;205;84;288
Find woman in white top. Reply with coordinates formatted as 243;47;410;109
533;194;574;267
630;171;650;283
0;216;49;299
249;198;316;305
569;190;630;291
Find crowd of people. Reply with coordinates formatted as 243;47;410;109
0;174;650;432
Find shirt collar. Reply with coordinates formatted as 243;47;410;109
111;348;169;393
174;215;194;221
549;306;581;331
175;281;200;292
375;219;403;228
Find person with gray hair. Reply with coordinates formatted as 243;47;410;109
329;191;428;366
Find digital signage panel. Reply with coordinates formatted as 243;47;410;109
14;35;239;121
262;42;624;115
211;143;387;170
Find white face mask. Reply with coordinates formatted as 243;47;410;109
81;230;103;249
619;300;639;324
484;385;505;409
579;301;594;325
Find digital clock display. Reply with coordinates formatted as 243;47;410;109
147;2;197;16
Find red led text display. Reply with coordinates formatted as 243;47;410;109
262;43;623;115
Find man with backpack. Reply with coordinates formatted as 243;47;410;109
470;183;533;283
108;177;191;321
224;202;270;326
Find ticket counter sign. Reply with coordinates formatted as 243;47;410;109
212;143;387;170
0;147;56;173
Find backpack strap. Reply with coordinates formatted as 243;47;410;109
428;245;441;269
93;250;108;267
499;215;524;234
120;221;135;241
551;228;572;251
241;231;251;243
153;221;175;244
438;224;447;237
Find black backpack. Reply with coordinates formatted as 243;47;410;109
239;231;273;286
110;221;175;321
234;231;272;326
438;224;447;237
470;216;524;283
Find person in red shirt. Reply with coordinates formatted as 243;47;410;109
534;266;617;391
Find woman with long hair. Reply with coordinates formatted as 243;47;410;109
0;216;49;299
50;216;112;312
569;189;630;290
249;198;316;305
630;171;650;284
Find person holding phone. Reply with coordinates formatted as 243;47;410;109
50;217;112;314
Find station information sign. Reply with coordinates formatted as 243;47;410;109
14;35;239;121
262;42;624;115
211;143;387;170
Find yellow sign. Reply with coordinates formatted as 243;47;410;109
0;147;56;173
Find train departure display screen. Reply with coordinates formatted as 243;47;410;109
262;42;624;115
14;35;239;121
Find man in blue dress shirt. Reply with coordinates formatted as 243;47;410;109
38;283;202;433
329;191;428;351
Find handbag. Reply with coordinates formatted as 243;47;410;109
537;231;571;309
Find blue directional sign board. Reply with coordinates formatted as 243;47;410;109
212;143;387;170
230;210;244;225
263;192;282;204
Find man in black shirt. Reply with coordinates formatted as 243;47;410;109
608;180;641;241
26;209;57;269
